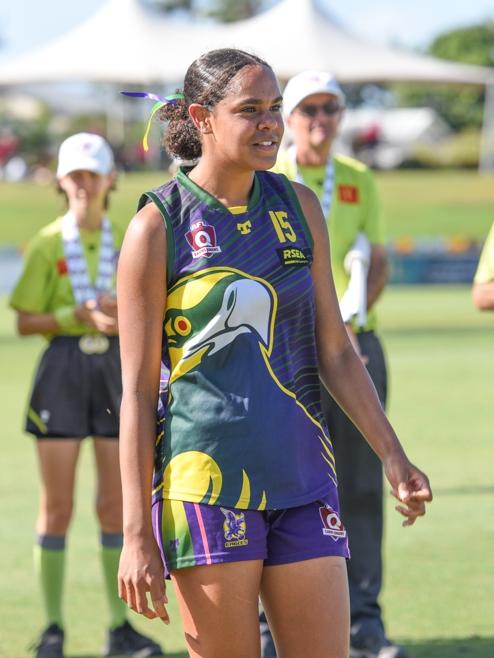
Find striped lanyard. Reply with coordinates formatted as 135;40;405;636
61;211;115;304
288;145;335;221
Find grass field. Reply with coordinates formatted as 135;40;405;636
1;169;494;247
376;170;494;241
1;286;493;658
1;168;493;656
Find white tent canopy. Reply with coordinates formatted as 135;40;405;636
229;0;494;85
0;0;493;86
0;0;211;85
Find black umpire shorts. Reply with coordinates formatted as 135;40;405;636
25;335;121;439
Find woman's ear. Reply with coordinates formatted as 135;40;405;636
106;171;118;191
188;103;212;134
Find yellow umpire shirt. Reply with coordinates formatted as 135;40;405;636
274;151;385;332
474;220;494;284
10;217;123;340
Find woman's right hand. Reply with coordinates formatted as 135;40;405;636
383;449;433;527
97;293;118;320
118;537;170;624
75;299;118;334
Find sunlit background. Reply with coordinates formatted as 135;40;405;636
1;3;493;658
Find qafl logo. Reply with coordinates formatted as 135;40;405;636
185;220;222;259
319;504;346;541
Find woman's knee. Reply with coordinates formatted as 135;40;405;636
38;498;73;534
95;491;123;531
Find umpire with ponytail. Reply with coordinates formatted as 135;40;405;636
10;134;163;658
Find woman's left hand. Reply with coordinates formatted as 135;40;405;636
98;293;118;319
383;450;433;526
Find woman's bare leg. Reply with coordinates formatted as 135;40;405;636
93;437;122;533
36;439;81;534
260;556;350;658
172;559;264;658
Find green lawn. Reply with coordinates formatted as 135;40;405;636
1;170;494;247
0;172;166;248
1;286;493;658
0;299;187;658
377;170;494;241
377;287;494;655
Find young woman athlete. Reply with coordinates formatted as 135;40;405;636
117;49;432;658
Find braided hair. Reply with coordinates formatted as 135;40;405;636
159;48;271;161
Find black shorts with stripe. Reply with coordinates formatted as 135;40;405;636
25;336;121;439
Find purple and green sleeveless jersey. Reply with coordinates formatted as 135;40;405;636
139;167;337;511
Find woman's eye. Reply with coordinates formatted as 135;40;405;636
241;106;257;113
271;104;282;112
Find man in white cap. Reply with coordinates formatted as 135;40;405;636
260;73;402;658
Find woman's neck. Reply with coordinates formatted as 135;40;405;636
71;206;104;231
295;143;331;168
188;161;255;207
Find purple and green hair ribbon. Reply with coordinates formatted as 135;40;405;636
121;91;184;151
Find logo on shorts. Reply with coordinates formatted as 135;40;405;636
220;508;249;548
185;220;222;259
169;538;180;552
319;504;346;541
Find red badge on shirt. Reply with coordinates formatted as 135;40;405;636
185;220;222;259
338;185;359;204
57;258;68;275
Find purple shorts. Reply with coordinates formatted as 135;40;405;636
152;491;350;577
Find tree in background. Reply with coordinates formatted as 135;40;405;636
144;0;268;22
395;21;494;131
206;0;265;22
143;0;194;12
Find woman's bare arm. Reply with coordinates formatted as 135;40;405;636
16;304;117;336
117;201;169;622
293;182;432;524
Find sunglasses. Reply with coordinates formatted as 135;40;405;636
296;100;343;118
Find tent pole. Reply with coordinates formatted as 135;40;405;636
479;82;494;173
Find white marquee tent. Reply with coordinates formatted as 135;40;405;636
0;0;493;86
1;0;493;168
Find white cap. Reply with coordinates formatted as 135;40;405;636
283;70;345;118
56;132;114;178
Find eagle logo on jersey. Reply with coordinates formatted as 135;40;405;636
158;266;336;511
319;504;346;541
221;507;249;547
164;268;276;385
185;220;221;259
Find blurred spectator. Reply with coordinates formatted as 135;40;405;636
351;122;381;164
0;128;19;165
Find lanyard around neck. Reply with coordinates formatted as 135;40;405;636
61;211;115;304
288;145;334;221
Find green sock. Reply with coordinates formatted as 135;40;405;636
100;532;127;629
34;535;66;628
